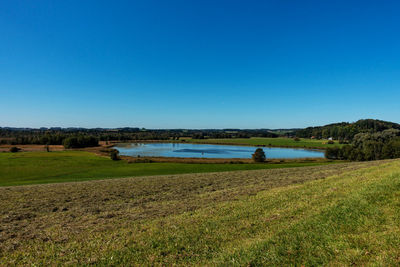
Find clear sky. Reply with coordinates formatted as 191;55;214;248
1;0;399;129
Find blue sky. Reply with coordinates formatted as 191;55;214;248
1;0;399;129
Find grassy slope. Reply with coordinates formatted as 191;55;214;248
1;159;398;265
0;151;333;186
98;160;400;266
182;137;343;149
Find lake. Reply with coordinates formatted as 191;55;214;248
114;143;325;159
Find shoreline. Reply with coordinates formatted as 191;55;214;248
118;155;334;164
1;141;332;164
111;139;330;151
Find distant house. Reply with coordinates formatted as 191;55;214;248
311;136;316;139
328;137;333;141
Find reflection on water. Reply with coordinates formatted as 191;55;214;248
114;143;325;159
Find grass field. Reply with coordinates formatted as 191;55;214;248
181;137;343;149
0;159;397;265
0;151;335;186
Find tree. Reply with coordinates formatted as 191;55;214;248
63;137;78;148
325;147;340;159
63;136;98;148
252;148;266;162
110;149;120;161
9;146;19;153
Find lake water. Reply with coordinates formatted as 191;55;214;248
114;143;325;159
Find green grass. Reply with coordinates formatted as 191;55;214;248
1;158;398;265
0;151;333;186
182;137;343;149
74;160;400;265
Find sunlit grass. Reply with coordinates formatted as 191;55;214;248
0;151;334;186
182;137;343;149
1;159;398;265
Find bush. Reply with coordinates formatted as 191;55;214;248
63;137;78;148
9;146;20;153
327;140;334;144
63;136;99;148
110;149;120;161
325;147;340;159
293;137;300;142
252;148;266;162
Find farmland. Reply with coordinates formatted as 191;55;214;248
2;0;400;264
0;151;334;186
1;159;398;265
181;137;343;149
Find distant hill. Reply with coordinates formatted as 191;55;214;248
295;119;400;141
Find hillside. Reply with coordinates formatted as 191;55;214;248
295;119;400;141
1;159;399;265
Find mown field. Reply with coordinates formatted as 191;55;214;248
0;151;334;186
1;159;399;265
181;137;343;149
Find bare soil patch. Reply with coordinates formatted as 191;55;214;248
0;144;65;152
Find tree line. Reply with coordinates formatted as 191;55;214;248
63;136;99;148
325;128;400;161
295;119;400;142
0;127;280;146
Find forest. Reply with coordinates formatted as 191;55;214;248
295;119;400;141
325;128;400;161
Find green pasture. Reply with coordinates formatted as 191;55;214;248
0;151;333;186
182;137;343;149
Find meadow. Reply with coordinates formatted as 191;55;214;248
0;159;398;265
0;151;333;186
181;137;343;149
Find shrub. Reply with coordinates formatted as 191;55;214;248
63;136;99;148
327;140;334;144
110;149;120;161
293;137;300;141
63;137;78;148
325;147;340;159
9;146;20;153
252;148;266;162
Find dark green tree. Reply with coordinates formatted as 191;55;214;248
9;146;19;153
110;149;120;161
252;148;266;162
325;147;340;159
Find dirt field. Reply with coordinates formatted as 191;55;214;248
0;160;390;264
0;144;65;152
